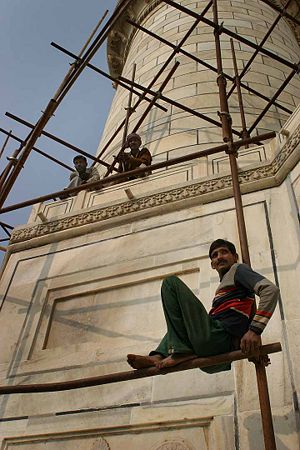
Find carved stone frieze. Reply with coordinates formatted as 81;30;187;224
91;437;110;450
9;127;300;245
107;0;162;79
153;440;194;450
277;0;300;43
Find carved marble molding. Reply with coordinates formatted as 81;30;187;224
107;0;162;79
153;440;194;450
276;0;300;43
91;438;110;450
9;126;300;246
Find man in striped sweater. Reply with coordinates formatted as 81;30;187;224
127;239;279;373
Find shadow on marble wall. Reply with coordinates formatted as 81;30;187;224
244;410;299;450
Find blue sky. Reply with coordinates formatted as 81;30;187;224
0;0;117;239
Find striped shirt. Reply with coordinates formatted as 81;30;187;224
209;263;279;337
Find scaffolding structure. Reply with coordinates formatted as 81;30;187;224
0;1;300;449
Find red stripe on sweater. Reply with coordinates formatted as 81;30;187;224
256;310;272;318
210;298;253;316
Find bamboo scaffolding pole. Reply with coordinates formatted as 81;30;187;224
227;0;294;100
0;224;12;238
213;4;233;144
0;129;73;172
122;63;137;148
0;125;38;190
248;63;300;134
0;145;23;189
0;130;12;163
0;131;275;215
105;62;180;177
0;227;11;238
229;152;251;265
50;10;108;103
0;221;14;230
94;0;214;162
0;343;281;395
0;101;59;205
51;43;167;113
0;9;109;199
0;1;132;210
50;43;168;171
5;113;117;172
49;1;130;105
255;358;279;449
118;75;242;137
77;11;109;59
0;246;7;253
230;39;249;146
128;19;292;116
118;64;137;173
163;0;299;72
212;1;277;448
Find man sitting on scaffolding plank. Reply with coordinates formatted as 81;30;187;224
127;239;279;374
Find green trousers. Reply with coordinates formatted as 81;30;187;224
151;275;233;374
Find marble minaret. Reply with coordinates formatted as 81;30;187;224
0;1;299;449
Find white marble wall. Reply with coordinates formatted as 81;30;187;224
0;169;299;448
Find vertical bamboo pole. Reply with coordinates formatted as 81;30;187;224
230;39;249;147
118;63;137;173
255;360;277;449
122;63;137;148
212;1;276;449
96;0;213;161
0;130;12;163
212;0;251;265
0;145;23;189
227;0;293;99
104;62;179;177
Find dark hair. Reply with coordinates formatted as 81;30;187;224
126;133;142;143
209;239;236;259
73;155;87;164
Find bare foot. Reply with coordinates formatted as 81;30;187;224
127;354;163;369
156;353;197;369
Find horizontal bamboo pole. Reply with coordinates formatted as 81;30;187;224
0;131;276;215
128;19;292;116
163;0;298;71
0;221;13;230
5;113;116;171
51;42;167;113
0;128;73;172
0;343;281;395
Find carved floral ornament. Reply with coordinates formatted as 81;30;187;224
107;0;162;78
153;440;195;450
91;437;110;450
9;126;300;245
